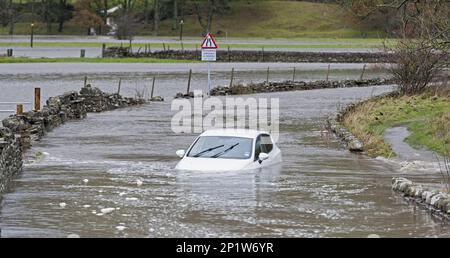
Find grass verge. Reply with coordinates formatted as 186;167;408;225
0;57;197;63
341;92;450;157
0;41;389;49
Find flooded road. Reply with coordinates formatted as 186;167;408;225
0;63;449;237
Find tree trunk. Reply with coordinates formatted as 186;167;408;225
57;0;66;33
207;0;214;34
153;0;159;36
194;0;214;35
172;0;178;30
144;0;149;24
8;20;14;35
8;0;14;35
42;0;52;34
104;0;109;21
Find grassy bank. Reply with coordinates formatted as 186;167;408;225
2;1;383;38
0;57;196;63
341;90;450;157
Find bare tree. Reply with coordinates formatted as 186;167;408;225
71;0;104;35
116;13;136;40
381;0;450;95
57;0;71;33
144;0;149;24
172;0;178;30
192;0;229;35
1;0;17;35
154;0;160;36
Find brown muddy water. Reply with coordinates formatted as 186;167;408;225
0;63;449;237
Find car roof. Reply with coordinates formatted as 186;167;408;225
199;129;269;139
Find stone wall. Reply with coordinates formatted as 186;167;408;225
210;78;393;96
104;47;394;63
0;128;22;194
392;177;450;221
0;84;145;197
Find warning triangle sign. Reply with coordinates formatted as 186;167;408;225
201;33;218;49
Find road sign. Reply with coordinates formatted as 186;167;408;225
200;33;218;94
202;49;217;62
201;33;218;49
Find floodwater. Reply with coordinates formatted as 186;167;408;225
0;63;449;237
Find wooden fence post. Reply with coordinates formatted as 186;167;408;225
151;77;156;99
34;88;41;111
360;64;367;80
187;69;192;94
102;43;106;58
117;78;122;95
326;64;331;82
229;68;235;87
262;47;265;62
16;104;23;116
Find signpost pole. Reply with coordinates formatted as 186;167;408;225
208;62;211;94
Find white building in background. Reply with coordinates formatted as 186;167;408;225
106;5;121;36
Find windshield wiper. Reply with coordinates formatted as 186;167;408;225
211;143;240;158
192;144;225;157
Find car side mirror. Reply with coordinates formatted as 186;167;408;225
176;150;186;158
258;153;269;164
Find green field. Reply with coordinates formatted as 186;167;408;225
2;1;384;39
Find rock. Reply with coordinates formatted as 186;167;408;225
367;234;381;238
430;193;444;206
150;96;164;102
80;84;102;96
67;234;80;238
59;202;67;208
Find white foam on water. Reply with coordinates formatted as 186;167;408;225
100;208;116;214
116;226;126;231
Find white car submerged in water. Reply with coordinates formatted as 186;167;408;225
175;129;282;171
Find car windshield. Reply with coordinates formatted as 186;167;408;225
187;136;253;159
